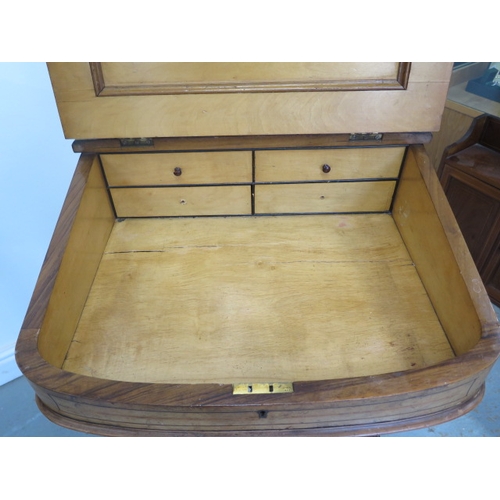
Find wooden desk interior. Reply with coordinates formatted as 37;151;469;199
61;214;453;384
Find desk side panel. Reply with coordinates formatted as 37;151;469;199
19;155;115;368
392;145;495;355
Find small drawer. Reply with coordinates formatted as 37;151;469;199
255;181;396;214
111;186;252;217
102;151;252;186
255;147;404;182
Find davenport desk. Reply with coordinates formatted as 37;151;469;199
16;63;500;436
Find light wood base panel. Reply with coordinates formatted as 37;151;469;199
62;214;454;384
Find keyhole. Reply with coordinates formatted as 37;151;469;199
257;410;268;418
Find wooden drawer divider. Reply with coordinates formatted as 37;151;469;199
100;146;406;218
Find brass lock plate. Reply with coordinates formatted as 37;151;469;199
232;382;294;395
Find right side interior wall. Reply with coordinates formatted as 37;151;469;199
392;145;484;356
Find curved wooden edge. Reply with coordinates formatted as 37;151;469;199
35;386;485;437
15;141;500;435
15;149;500;410
437;114;488;177
17;323;498;410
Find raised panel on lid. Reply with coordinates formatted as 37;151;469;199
255;181;396;214
47;63;453;139
94;62;408;95
255;147;405;182
101;151;252;186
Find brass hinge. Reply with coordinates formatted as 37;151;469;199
233;382;294;395
349;133;383;141
119;137;154;147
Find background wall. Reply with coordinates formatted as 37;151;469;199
0;63;76;384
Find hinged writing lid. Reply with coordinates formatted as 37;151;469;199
47;62;452;140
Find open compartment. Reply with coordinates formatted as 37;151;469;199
15;62;500;435
17;140;500;436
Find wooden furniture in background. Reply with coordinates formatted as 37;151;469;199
439;114;500;307
426;63;500;171
15;63;500;436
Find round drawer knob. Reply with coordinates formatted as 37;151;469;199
173;167;182;176
322;164;331;174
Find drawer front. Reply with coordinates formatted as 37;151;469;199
255;147;404;182
111;186;252;217
102;151;252;186
255;181;396;214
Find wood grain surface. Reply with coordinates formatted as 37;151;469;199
111;185;252;217
255;181;396;214
73;133;433;154
393;146;489;355
94;62;407;95
15;62;500;436
62;215;453;383
48;63;452;139
102;151;252;186
28;155;115;368
15;141;500;436
255;147;404;182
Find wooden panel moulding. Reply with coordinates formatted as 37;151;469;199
48;63;452;138
89;62;412;96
